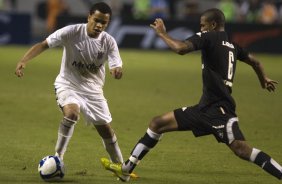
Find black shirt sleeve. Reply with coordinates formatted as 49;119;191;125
186;32;210;51
235;43;249;61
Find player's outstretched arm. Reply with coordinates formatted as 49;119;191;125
15;40;49;77
150;18;194;55
242;54;278;92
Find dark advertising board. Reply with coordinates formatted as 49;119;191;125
57;15;282;54
0;12;31;45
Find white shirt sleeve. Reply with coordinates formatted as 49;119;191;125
46;25;74;48
107;37;123;69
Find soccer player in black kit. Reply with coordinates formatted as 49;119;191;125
101;8;281;182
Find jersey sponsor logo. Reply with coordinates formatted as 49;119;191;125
72;60;102;73
222;41;234;49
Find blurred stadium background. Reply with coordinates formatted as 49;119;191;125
1;1;282;184
1;0;282;53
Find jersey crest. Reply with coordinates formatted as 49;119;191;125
97;51;104;60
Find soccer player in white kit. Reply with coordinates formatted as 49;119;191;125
15;2;124;167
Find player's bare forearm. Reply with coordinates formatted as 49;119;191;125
21;40;49;64
243;54;278;92
150;18;193;55
158;33;192;55
15;40;49;77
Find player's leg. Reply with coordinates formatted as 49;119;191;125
55;104;79;160
121;111;179;174
84;96;124;164
54;88;81;160
222;118;282;179
229;140;282;179
100;106;200;181
95;123;123;163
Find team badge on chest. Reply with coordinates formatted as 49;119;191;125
97;51;104;60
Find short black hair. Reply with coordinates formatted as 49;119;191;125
202;8;225;27
89;2;112;17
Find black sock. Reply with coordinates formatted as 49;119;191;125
253;150;282;179
123;128;162;173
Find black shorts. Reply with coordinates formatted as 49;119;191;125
174;103;245;144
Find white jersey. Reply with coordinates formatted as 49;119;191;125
46;24;122;95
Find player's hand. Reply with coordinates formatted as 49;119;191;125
263;77;278;92
15;62;26;77
150;18;166;36
110;67;122;79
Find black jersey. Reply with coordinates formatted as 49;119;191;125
187;31;249;111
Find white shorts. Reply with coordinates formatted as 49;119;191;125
55;87;112;125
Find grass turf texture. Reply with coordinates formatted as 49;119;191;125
0;46;282;184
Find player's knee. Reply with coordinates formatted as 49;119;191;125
149;116;163;133
63;105;80;121
230;141;251;160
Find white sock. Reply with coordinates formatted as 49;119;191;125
55;117;76;160
102;133;123;163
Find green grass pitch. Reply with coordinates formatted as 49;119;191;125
0;46;282;184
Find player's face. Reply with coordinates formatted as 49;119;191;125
87;10;110;38
200;16;215;32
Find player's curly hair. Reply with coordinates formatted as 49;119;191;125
202;8;225;28
89;2;112;17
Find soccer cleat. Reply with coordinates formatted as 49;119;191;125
129;172;139;179
101;158;130;182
